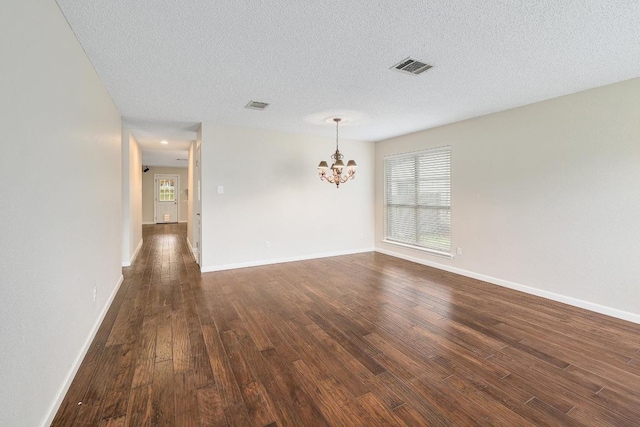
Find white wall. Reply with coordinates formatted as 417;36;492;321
122;130;143;266
375;78;640;323
0;0;123;425
200;124;374;271
141;166;188;223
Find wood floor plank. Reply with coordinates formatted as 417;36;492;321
443;374;537;426
221;330;276;425
124;385;152;427
106;298;136;347
525;397;586;427
196;386;226;427
131;315;157;388
154;300;173;363
567;396;638;427
76;345;123;424
171;310;191;373
260;346;331;426
174;370;199;427
376;371;452;426
98;415;126;427
223;402;253;427
291;360;360;426
236;333;312;427
151;360;175;426
53;224;640;426
306;309;386;375
201;324;244;409
357;392;407;426
232;299;274;351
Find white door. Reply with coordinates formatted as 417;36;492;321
155;174;179;223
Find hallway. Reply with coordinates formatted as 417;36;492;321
52;225;640;426
53;224;204;426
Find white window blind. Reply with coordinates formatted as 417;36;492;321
384;146;451;256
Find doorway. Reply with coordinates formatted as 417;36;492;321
194;144;202;266
154;174;179;223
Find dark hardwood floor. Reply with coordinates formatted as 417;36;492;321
52;223;640;426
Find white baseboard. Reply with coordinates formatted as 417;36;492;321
41;274;125;427
202;247;376;273
122;238;143;267
186;238;199;264
375;247;640;325
143;221;185;225
131;238;143;264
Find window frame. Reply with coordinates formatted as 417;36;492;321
383;146;452;258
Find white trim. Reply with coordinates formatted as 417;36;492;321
375;247;640;325
383;144;451;160
41;274;125;427
201;247;376;273
187;238;199;264
142;221;155;225
122;238;143;267
382;239;453;259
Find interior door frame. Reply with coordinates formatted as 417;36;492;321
154;173;180;223
196;143;202;266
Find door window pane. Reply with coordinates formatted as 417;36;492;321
159;179;176;202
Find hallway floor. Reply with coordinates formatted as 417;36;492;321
52;224;640;426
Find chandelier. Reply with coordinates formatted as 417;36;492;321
317;118;357;188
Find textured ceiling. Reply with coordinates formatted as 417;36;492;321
58;0;640;149
124;118;196;167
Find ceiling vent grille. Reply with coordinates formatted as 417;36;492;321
245;101;269;110
391;57;432;75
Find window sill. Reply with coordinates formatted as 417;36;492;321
381;240;454;259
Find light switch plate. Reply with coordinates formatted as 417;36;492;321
217;185;224;194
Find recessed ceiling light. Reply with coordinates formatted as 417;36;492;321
160;140;168;145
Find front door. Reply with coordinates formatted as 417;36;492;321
155;174;179;223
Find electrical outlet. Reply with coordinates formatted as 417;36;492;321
456;247;463;256
360;232;364;239
93;286;97;302
265;241;270;248
217;185;224;194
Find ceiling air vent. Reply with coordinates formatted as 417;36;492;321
245;101;269;110
391;57;432;75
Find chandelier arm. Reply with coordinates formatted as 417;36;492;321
319;171;336;184
338;169;356;183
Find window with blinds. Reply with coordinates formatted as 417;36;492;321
384;146;451;256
